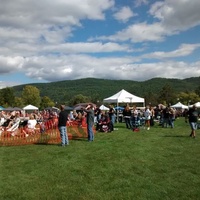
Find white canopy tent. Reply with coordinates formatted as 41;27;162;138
103;89;145;106
171;102;188;109
103;89;145;122
23;104;39;110
194;102;200;108
189;102;200;108
99;105;109;111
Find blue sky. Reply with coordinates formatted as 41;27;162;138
0;0;200;88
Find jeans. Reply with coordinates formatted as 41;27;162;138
190;122;197;130
124;117;132;129
109;115;115;131
111;115;116;125
162;118;169;128
59;126;69;146
169;118;175;128
87;124;94;141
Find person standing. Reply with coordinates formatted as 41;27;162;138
169;107;176;128
149;106;155;127
144;106;151;130
58;105;69;146
84;104;95;142
162;106;170;128
123;105;132;129
108;105;115;131
185;105;199;138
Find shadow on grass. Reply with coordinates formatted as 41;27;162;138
71;136;88;141
34;143;59;146
161;135;189;138
33;136;88;146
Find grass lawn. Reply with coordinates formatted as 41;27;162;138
1;117;200;200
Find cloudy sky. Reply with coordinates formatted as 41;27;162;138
0;0;200;88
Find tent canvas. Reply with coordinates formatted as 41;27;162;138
0;106;4;110
103;89;145;122
103;89;145;105
23;104;38;110
171;102;188;109
64;106;73;111
114;106;124;111
99;105;109;111
194;102;200;108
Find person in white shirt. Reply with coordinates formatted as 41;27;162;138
27;115;37;129
144;106;151;130
23;114;38;136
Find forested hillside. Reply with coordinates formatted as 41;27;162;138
12;77;200;104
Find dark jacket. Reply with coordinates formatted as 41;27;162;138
58;110;68;127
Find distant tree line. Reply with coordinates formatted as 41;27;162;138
0;78;200;109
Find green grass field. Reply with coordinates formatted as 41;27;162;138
1;118;200;200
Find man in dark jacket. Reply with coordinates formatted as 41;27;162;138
58;105;69;146
185;105;199;138
84;104;95;142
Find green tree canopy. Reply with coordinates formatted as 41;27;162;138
158;84;176;105
195;86;200;96
0;87;15;107
40;96;55;110
14;97;24;108
177;92;200;105
69;94;90;106
21;85;41;107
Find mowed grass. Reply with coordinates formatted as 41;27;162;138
1;118;200;200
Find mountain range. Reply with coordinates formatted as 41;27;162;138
13;77;200;103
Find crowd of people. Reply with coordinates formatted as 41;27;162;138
94;104;177;132
93;103;200;138
0;109;58;136
0;103;199;145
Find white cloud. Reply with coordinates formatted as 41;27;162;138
0;0;199;89
0;52;199;85
0;56;24;74
149;0;200;31
113;6;136;23
96;0;200;43
0;0;115;46
141;43;200;59
97;22;167;42
42;42;133;54
134;0;149;7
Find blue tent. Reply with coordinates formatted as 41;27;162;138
64;106;73;111
0;106;4;110
114;106;124;111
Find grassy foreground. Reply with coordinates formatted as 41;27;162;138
0;118;200;200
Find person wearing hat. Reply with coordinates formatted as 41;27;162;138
83;104;95;142
58;105;69;146
185;105;199;138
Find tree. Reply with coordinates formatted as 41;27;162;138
90;93;101;104
21;85;41;107
144;91;158;106
195;86;200;96
0;87;15;107
158;84;176;105
69;94;90;106
177;92;200;105
14;97;24;108
40;96;55;110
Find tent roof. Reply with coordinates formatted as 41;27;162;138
114;106;124;110
171;102;188;109
103;89;144;103
194;102;200;108
23;104;38;110
64;106;73;111
99;105;109;111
